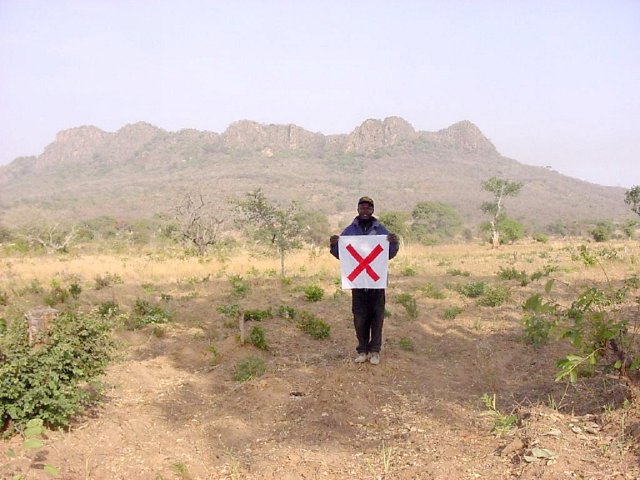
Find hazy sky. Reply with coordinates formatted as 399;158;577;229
1;1;638;187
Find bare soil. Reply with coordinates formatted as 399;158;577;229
2;242;640;479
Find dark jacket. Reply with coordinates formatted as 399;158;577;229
330;216;399;259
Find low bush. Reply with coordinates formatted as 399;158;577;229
458;282;487;298
443;306;462;320
296;311;330;339
249;326;268;350
243;309;272;322
303;284;324;302
478;285;510;307
233;356;266;382
0;311;114;432
395;293;418;319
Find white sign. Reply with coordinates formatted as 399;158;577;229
338;235;389;289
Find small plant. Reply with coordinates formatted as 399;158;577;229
394;293;418;319
522;291;557;347
420;282;445;299
170;461;193;480
277;305;296;320
303;284;324;302
160;293;173;301
497;266;529;286
0;290;9;306
577;245;597;266
243;309;272;322
43;280;70;306
249;326;268;350
458;281;487;298
131;299;174;327
3;418;60;478
68;282;82;299
481;393;517;436
443;306;462;320
208;345;218;366
296;311;331;339
217;303;241;318
399;264;418;276
447;268;470;277
624;274;640;289
398;338;415;351
533;232;549;243
233;356;266;382
228;275;250;297
98;300;119;317
93;272;122;290
477;285;510;307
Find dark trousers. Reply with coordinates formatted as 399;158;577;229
351;289;385;353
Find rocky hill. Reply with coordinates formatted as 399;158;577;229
0;117;632;230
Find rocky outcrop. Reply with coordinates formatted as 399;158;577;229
421;120;497;155
346;116;416;154
221;120;325;154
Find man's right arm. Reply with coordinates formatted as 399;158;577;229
329;235;340;259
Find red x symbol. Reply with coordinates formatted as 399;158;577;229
346;243;384;281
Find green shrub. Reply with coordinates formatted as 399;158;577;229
243;309;272;322
478;285;510;307
93;273;122;290
497;267;529;286
0;290;8;306
249;326;268;350
217;303;241;318
420;283;445;299
395;293;418;319
228;275;250;297
233;356;266;382
458;282;487;298
277;305;296;320
208;345;218;366
97;301;119;317
68;283;82;299
624;274;640;289
296;311;331;339
303;284;324;302
533;232;549;243
0;311;114;431
131;299;174;328
443;306;462;320
447;268;470;277
398;338;415;351
399;264;418;277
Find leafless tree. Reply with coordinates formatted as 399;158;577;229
21;223;78;253
173;191;224;255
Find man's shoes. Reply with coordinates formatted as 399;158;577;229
369;352;380;365
354;353;368;363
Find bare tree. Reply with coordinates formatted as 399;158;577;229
21;223;78;253
481;177;523;248
173;191;224;255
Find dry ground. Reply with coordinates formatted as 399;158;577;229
1;240;640;479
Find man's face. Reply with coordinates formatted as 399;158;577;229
357;202;374;219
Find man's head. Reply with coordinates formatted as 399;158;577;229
357;196;374;220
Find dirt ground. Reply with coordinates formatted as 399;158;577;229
2;241;640;479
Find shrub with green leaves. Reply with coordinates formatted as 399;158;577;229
233;356;266;382
0;290;8;306
398;338;415;351
217;303;241;318
497;267;529;286
477;285;510;307
458;282;487;298
277;305;296;320
296;311;330;339
98;300;119;317
395;293;418;319
420;282;445;299
0;311;114;432
447;268;470;277
228;275;250;297
249;326;268;350
522;293;557;347
303;284;324;302
130;299;174;328
443;306;462;320
243;309;272;322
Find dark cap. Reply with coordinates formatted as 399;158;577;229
358;196;374;207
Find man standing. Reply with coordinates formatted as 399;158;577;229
330;196;400;365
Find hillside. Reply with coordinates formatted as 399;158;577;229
0;117;631;230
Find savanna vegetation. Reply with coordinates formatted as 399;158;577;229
0;183;639;479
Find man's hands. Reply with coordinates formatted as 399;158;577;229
331;234;398;245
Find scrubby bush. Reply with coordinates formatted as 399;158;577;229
296;311;330;339
249;326;268;350
244;308;272;322
395;293;418;319
233;356;266;382
0;311;114;432
303;284;324;302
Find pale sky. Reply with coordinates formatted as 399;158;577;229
1;0;638;187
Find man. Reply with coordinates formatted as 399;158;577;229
330;196;400;365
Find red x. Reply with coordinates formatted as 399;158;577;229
346;243;384;282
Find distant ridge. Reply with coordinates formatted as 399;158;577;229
0;117;632;230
